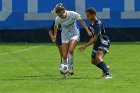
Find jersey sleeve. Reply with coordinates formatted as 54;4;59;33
73;11;81;20
55;17;60;26
94;24;102;36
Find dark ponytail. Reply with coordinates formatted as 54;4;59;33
52;3;66;13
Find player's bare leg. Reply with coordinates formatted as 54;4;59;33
62;43;69;65
91;58;103;76
95;50;112;79
61;43;69;78
68;39;78;75
91;58;98;65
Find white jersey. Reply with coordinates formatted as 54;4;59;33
55;11;81;37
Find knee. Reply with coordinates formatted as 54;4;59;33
95;56;102;63
91;59;98;65
69;48;74;55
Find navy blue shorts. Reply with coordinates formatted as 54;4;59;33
92;44;110;59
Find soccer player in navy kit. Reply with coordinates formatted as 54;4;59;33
79;7;112;79
49;22;62;63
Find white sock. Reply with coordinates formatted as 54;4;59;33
62;58;67;65
68;53;74;65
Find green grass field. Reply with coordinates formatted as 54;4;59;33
0;43;140;93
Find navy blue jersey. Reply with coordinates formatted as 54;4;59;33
89;19;110;50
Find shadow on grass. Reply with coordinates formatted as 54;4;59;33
21;74;93;80
14;74;59;78
1;78;27;81
0;74;101;81
67;77;90;80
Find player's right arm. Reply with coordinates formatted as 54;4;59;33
78;36;98;52
49;23;56;43
49;30;55;43
54;17;60;39
54;25;58;37
79;24;101;52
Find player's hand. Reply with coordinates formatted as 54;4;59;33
78;45;86;52
51;36;56;43
87;31;92;36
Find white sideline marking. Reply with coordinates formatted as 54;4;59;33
0;45;41;56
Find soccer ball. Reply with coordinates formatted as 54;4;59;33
59;64;69;75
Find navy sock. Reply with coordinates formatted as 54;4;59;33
97;61;110;75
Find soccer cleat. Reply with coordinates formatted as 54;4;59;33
102;66;110;77
107;66;110;69
63;74;67;79
70;72;74;75
63;74;68;79
103;75;112;79
68;65;74;76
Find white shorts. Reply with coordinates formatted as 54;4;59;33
62;34;80;43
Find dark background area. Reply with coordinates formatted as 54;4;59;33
0;28;140;43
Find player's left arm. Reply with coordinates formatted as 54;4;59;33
79;19;92;36
73;12;92;36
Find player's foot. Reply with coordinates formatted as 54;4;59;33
68;65;74;76
102;66;110;77
103;75;112;79
70;72;74;75
63;74;68;79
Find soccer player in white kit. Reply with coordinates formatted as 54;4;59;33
53;3;92;77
